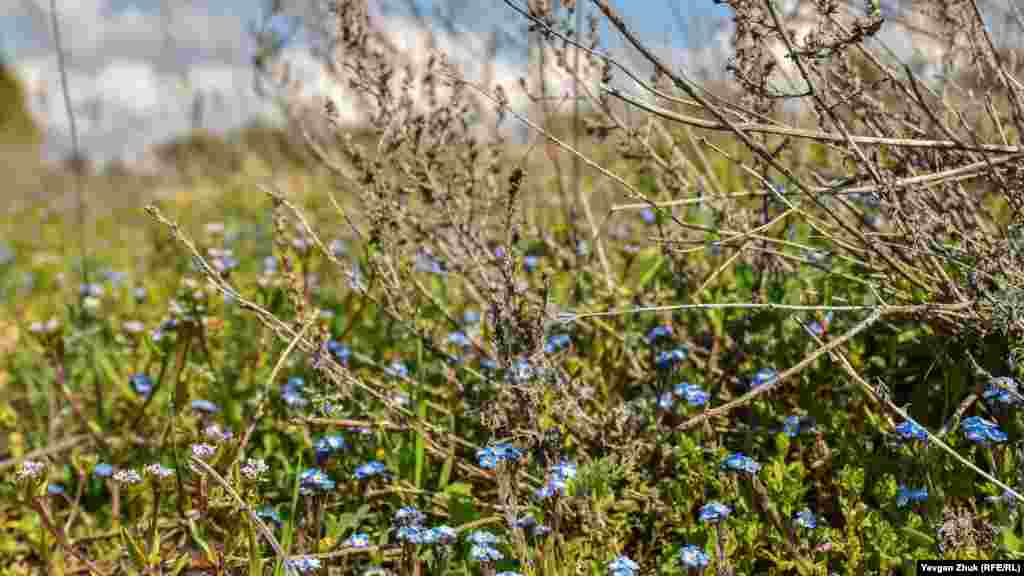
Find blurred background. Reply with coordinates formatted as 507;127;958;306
1;0;1022;265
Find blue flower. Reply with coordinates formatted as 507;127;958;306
497;572;522;576
673;382;709;407
384;361;409;378
315;435;347;464
655;348;687;369
447;331;473;349
424;525;457;545
607;555;639;576
480;358;498;371
544;334;572;354
658;391;675;410
721;453;761;475
469;544;503;562
326;340;352;365
263;256;278;274
640;208;656;224
794;508;817;529
79;283;104;298
678;544;710;568
699;501;731;523
783;415;802;437
93;463;114;478
298;468;335;494
396;525;425;543
394;506;426;527
281;377;309;408
133;286;147;303
646;325;673;344
256;506;282;526
344;532;369;547
961;416;1007;445
751;368;777;388
47;483;65;496
467;530;499;546
189;399;220;414
896;485;928;507
894;420;928;442
354;460;388;480
476;443;523;469
524;255;540;272
550;460;577;481
983;377;1022;405
130;374;153;398
463;310;481;325
286;556;321;573
805;311;833;336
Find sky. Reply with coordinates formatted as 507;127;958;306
0;0;740;168
2;0;1015;168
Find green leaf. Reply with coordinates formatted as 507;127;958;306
899;526;935;549
735;263;756;294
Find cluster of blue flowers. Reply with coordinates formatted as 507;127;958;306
894;420;928;443
467;530;503;562
390;506;457;545
721;452;761;475
960;416;1008;445
476;442;524;469
314;434;347;465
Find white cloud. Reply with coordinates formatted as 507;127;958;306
94;60;158;115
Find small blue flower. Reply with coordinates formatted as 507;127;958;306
315;435;347;464
394;506;426;527
396;525;425;543
298;468;335;494
550;460;577;481
544;334;572;354
524;255;539;272
699;501;731;523
467;530;499;546
263;256;278;273
497;572;522;576
655;348;687;369
805;311;833;336
896;485;928;507
673;382;709;406
751;368;777;388
47;483;65;496
640;208;656;224
130;373;153;398
476;443;523;469
783;415;802;437
424;525;457;545
678;544;710;568
469;544;503;562
344;532;369;547
79;283;104;298
721;452;761;475
646;325;673;344
463;310;481;325
894;420;928;442
532;524;551;537
984;377;1022;405
133;286;147;302
93;463;114;478
384;361;409;378
794;508;817;529
658;391;675;410
961;416;1007;445
286;556;322;573
326;340;352;365
534;483;557;500
480;358;498;371
447;331;473;349
607;555;639;576
354;461;388;480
